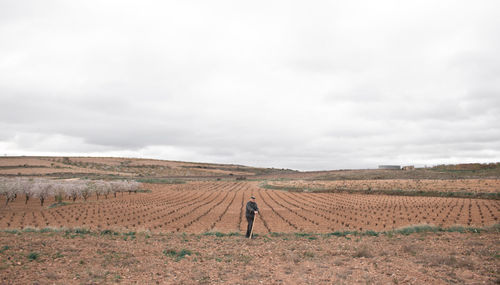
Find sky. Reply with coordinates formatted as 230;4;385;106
1;1;499;171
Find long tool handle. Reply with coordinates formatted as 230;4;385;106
249;214;256;239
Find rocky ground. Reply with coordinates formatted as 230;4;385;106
0;229;498;284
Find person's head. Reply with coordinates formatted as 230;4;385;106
250;196;256;201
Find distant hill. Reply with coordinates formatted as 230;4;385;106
0;156;297;179
430;163;500;171
1;157;498;180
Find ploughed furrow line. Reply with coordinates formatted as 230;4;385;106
234;182;250;192
244;188;295;232
153;190;208;208
146;184;186;198
297;193;376;230
140;193;206;224
301;193;365;229
149;191;220;231
309;193;500;230
276;191;338;231
300;193;358;226
256;189;297;231
165;190;227;232
309;193;378;227
266;190;322;232
153;189;191;204
259;190;299;231
40;190;209;231
238;190;245;232
141;190;197;208
210;190;240;232
183;190;233;233
138;191;214;230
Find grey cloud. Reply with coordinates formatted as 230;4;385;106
1;0;499;170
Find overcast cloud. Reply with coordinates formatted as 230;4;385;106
1;0;499;170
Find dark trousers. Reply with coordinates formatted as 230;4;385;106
246;216;254;238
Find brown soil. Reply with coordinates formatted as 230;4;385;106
0;230;498;284
1;182;498;233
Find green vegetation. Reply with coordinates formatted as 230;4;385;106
163;248;193;261
391;225;486;235
27;252;40;261
136;178;185;184
22;227;38;233
40;228;58;233
48;201;71;208
325;231;357;237
53;252;64;259
202;231;241;237
0;245;10;253
75;228;91;234
100;229;120;236
1;224;497;240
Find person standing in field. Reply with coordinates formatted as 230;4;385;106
245;196;259;238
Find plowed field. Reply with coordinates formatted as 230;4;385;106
1;181;498;233
268;179;500;193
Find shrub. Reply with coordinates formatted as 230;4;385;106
163;249;193;261
364;230;379;237
28;252;40;261
353;246;373;258
75;228;91;234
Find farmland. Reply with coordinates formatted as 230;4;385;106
0;157;499;284
1;181;498;233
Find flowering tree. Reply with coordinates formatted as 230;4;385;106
53;182;66;203
110;181;126;197
125;180;141;194
18;178;34;204
94;181;109;200
32;179;53;206
65;181;86;202
0;178;18;206
98;181;112;199
0;178;143;206
81;181;95;201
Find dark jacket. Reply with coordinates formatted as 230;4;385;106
245;201;259;219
